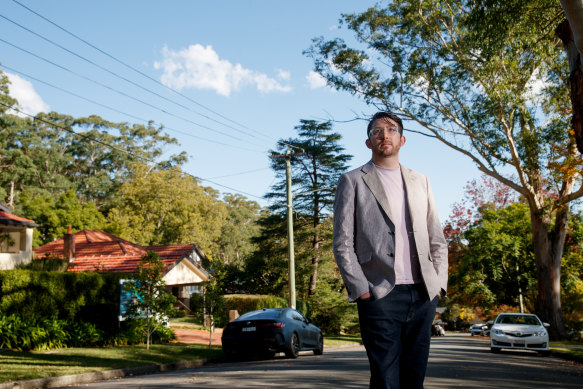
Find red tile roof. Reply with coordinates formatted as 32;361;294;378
34;230;208;276
0;210;38;228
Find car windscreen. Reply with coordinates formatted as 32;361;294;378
496;315;540;325
237;309;282;320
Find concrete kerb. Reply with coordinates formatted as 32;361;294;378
0;358;214;389
550;349;583;364
0;344;364;389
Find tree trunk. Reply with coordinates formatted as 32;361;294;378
309;230;320;295
530;207;568;340
557;19;583;155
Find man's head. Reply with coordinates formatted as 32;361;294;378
365;111;405;166
366;111;403;138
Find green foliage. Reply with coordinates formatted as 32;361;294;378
450;203;536;308
0;270;123;327
216;193;262;268
106;163;227;254
307;0;579;338
0;314;175;351
244;213;293;296
0;106;186;208
265;119;351;296
190;293;310;327
18;189;106;247
18;254;69;272
223;294;290;315
307;256;359;335
125;251;177;350
561;212;583;332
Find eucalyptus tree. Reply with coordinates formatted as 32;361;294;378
266;119;351;295
107;163;228;254
0;68;186;211
306;0;578;338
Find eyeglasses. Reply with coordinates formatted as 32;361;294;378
369;127;401;138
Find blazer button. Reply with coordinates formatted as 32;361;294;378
389;252;394;257
389;231;395;235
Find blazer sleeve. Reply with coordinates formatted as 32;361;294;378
426;176;448;295
333;173;370;302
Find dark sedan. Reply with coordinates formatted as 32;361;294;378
221;308;323;359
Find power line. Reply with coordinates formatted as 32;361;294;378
0;64;264;153
0;102;267;201
0;37;277;146
10;0;275;143
0;11;266;142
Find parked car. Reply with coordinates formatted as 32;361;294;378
221;308;323;359
470;323;489;336
488;313;550;355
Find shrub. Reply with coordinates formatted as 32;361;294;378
0;314;176;351
0;270;124;325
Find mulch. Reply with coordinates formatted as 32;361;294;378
172;328;222;345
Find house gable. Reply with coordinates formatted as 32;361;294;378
0;207;37;270
163;257;209;285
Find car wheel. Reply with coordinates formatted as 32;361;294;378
490;347;501;353
313;334;324;355
285;333;300;358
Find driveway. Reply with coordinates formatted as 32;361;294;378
172;327;222;345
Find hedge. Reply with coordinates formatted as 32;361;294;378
0;270;125;330
189;294;310;327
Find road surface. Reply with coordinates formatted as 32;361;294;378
55;334;583;388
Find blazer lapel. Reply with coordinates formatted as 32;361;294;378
362;161;393;222
400;165;417;227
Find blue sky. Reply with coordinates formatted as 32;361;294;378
0;0;481;223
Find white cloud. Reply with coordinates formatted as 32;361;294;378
154;44;292;96
277;69;291;80
5;73;50;116
306;71;327;89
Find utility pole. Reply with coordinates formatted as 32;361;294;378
285;150;296;309
270;148;305;309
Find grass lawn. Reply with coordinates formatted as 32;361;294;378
324;334;363;347
0;343;222;383
550;340;583;360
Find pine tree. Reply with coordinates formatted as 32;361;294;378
265;119;351;296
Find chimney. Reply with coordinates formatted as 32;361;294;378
64;226;75;262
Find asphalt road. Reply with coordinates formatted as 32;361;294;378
55;334;583;388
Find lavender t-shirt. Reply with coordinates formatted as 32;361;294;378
375;165;422;285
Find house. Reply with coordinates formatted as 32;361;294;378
33;229;210;311
0;203;38;270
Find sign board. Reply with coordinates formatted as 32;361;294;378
119;279;136;321
118;279;170;327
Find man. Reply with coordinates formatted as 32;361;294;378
333;111;448;389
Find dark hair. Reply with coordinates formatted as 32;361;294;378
367;111;403;137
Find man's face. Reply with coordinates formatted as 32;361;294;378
365;117;405;158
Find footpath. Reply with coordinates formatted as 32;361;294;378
0;327;223;389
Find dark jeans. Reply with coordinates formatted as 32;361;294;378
357;284;438;389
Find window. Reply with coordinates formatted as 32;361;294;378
0;231;21;253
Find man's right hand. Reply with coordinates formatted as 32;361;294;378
359;292;372;300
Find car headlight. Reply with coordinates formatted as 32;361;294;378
533;330;547;337
493;329;504;335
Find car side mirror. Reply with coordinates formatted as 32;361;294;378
487;320;493;325
543;322;550;328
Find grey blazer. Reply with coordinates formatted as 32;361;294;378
333;161;448;302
